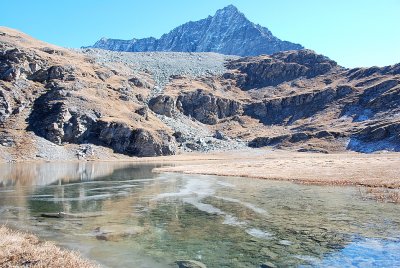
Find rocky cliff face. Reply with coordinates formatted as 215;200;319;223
177;89;242;124
224;49;339;89
148;89;242;124
244;85;353;125
87;5;303;56
0;27;177;159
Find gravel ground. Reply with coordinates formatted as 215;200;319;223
159;113;248;152
34;136;79;161
78;49;238;90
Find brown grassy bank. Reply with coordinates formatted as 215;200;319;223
154;150;400;188
0;226;98;268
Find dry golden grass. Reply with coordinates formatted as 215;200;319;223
154;150;400;188
360;187;400;203
0;226;98;268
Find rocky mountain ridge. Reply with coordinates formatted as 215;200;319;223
86;5;303;56
0;27;399;161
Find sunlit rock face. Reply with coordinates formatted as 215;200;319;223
87;5;303;56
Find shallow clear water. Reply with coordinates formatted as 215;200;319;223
0;161;399;268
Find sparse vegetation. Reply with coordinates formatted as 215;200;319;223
0;226;98;268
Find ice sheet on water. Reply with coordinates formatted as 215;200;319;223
245;228;272;240
184;197;224;215
214;196;268;215
222;215;246;226
154;177;216;199
32;193;114;202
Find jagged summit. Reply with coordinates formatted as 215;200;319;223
214;4;241;16
85;5;303;56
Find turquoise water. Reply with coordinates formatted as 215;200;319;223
0;162;399;267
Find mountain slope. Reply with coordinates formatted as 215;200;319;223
1;27;400;162
87;5;303;56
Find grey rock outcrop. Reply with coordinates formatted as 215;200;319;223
248;135;290;148
249;131;345;148
97;121;176;156
29;97;176;156
135;106;149;119
177;89;242;124
86;5;303;57
342;79;400;121
225;49;338;89
29;88;98;144
348;121;400;152
0;48;43;81
29;94;176;156
0;89;12;124
347;63;400;80
148;95;176;117
28;84;176;157
29;65;77;83
245;85;352;125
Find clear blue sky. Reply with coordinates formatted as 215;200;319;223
1;0;399;68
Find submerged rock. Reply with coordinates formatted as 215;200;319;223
176;260;207;268
94;225;145;242
40;212;103;218
260;262;277;268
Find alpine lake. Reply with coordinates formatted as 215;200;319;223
0;161;399;267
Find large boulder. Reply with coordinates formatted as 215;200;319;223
176;260;207;268
30;102;97;145
148;95;176;117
